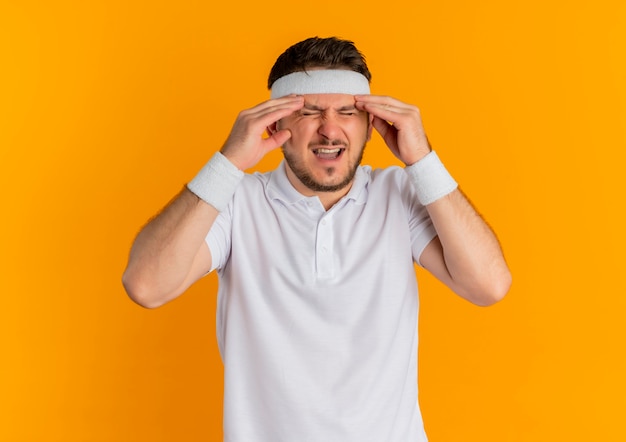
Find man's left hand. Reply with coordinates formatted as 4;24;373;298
355;95;431;166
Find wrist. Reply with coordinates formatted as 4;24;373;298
186;152;244;211
403;148;431;167
405;151;458;205
219;148;246;171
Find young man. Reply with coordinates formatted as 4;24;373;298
123;36;511;441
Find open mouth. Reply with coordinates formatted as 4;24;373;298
313;147;345;160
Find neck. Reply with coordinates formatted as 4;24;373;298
284;165;354;211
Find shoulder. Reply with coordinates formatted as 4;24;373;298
244;169;272;184
236;169;273;192
362;165;424;212
230;168;282;208
365;165;413;191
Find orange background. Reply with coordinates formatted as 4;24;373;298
1;0;625;440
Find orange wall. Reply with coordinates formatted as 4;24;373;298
1;1;625;440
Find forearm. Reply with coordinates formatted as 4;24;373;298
122;97;303;308
424;189;511;305
354;95;511;304
122;188;218;308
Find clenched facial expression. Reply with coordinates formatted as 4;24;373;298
276;94;373;196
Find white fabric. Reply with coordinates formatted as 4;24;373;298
270;70;371;99
206;162;436;442
187;152;244;211
405;151;458;205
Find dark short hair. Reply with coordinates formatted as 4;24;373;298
267;36;372;89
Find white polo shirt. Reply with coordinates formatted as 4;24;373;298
206;161;437;442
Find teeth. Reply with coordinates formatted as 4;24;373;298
316;148;341;153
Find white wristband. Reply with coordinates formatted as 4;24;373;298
405;151;458;205
187;152;244;211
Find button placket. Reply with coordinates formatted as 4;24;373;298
315;215;334;279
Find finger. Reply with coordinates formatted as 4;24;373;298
371;116;399;152
358;104;403;127
355;98;412;114
354;94;412;108
355;95;417;114
243;97;304;130
264;128;292;152
248;94;303;110
356;101;419;128
371;116;392;137
244;95;304;118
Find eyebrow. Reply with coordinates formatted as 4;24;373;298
303;103;358;112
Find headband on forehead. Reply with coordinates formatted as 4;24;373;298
270;69;370;99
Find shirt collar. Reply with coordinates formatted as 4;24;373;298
267;161;369;206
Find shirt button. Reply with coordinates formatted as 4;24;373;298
321;219;327;226
321;246;328;253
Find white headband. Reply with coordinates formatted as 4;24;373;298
270;69;370;99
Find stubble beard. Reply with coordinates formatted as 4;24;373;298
282;142;366;193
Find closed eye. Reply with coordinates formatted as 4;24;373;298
337;105;360;116
300;111;321;117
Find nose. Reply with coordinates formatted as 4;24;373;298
317;115;343;141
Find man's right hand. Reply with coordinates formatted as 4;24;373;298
122;95;304;308
220;95;304;170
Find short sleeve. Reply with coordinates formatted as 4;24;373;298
206;203;233;273
401;170;438;266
